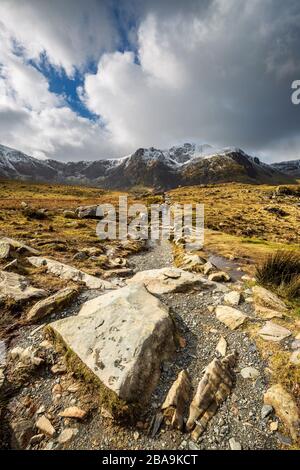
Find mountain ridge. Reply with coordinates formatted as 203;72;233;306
0;143;295;189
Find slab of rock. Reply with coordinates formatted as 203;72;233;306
36;416;55;437
216;337;227;356
224;291;241;306
258;322;291;342
127;267;228;295
27;257;113;290
253;286;288;313
186;353;237;441
255;305;284;319
208;271;231;282
240;367;259;380
49;283;175;404
264;384;300;441
0;270;46;302
161;370;191;430
215;306;247;330
26;287;78;323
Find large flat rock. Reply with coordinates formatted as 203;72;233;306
49;283;175;403
127;267;228;295
258;321;291;342
0;271;46;302
215;305;247;330
27;257;113;290
253;286;287;313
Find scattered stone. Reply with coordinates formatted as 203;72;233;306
186;353;237;440
291;339;300;350
63;210;77;219
240;367;259;380
26;287;78;323
27;257;113;290
36;415;55;437
49;284;175;405
258;322;291;342
0;237;40;256
29;434;44;446
224;291;241;306
216;337;227;357
208;271;231;282
253;286;288;313
59;407;87;420
0;270;46;302
203;261;215;276
264;384;300;440
270;421;279;432
36;405;46;414
11;419;35;449
76;205;103;219
215;306;247;330
229;437;242;450
51;364;67;374
57;428;77;444
261;404;273;419
161;370;191;430
290;349;300;366
254;305;283;319
73;251;88;261
0;241;11;259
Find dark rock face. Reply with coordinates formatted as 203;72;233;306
0;143;294;189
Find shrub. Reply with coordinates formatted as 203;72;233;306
256;250;300;300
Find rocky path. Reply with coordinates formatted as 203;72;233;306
2;238;284;451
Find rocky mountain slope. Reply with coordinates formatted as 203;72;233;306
0;143;294;189
271;159;300;178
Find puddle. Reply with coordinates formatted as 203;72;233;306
207;253;246;281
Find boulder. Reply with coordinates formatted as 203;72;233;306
27;257;113;290
264;384;300;441
49;283;175;404
0;271;46;302
253;286;288;313
127;267;228;295
258;321;291;342
215;306;247;330
26;287;78;322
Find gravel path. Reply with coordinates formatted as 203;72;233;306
4;239;279;450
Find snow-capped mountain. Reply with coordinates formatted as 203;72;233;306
0;143;293;189
271;159;300;178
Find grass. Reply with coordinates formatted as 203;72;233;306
256;250;300;303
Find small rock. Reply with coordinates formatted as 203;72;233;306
291;339;300;350
229;437;242;450
208;271;231;283
36;415;55;437
261;404;273;419
240;367;260;380
290;349;300;366
188;441;200;450
270;421;279;432
36;405;46;415
133;431;139;440
215;306;247;330
277;433;292;446
57;428;77;444
59;406;87;420
51;364;67;374
258;322;291;342
224;291;241;306
29;434;45;446
216;337;227;357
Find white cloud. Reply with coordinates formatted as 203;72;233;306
0;0;300;162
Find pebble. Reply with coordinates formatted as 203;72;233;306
57;428;77;444
240;367;260;380
229;437;242;450
261;404;273;419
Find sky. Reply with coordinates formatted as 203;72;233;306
0;0;300;163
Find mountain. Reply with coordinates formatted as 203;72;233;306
0;143;294;189
271;159;300;178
